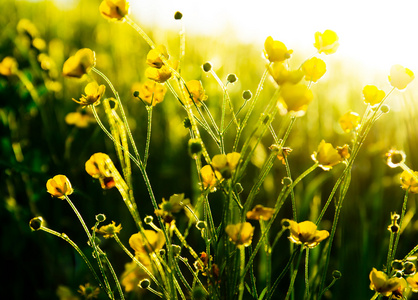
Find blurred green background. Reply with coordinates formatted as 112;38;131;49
1;0;418;299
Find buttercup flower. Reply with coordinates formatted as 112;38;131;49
284;219;329;248
134;80;167;106
72;82;105;107
363;85;386;106
389;64;414;90
278;83;314;117
146;45;169;69
0;56;18;76
145;64;173;83
339;111;360;133
312;140;346;171
95;221;122;238
268;63;303;86
386;149;406;168
369;268;407;297
63;48;96;78
246;205;274;221
65;110;96;128
129;230;165;254
85;153;116;189
184;80;208;106
264;36;293;62
99;0;129;21
78;283;100;299
200;165;222;191
212;152;241;172
46;175;73;199
407;272;418;292
400;170;418;193
155;194;190;218
314;30;339;55
302;57;326;82
225;222;254;247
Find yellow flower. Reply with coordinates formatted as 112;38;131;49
311;140;345;171
284;219;329;248
386;149;406;168
146;45;169;69
65;110;96;128
129;230;165;255
363;85;386;106
121;261;149;292
99;0;129;21
155;194;190;218
17;19;40;39
407;272;418;292
225;222;254;247
246;205;274;221
72;82;106;107
268;63;303;86
369;268;407;297
212;152;241;172
63;48;96;78
278;83;314;117
95;221;122;238
184;80;208;106
314;30;339;55
46;175;73;199
0;56;18;76
339;111;360;133
400;170;418;193
302;57;326;82
78;283;100;299
85;153;116;189
200;165;222;191
389;64;414;90
145;64;173;83
134;80;167;106
264;36;293;62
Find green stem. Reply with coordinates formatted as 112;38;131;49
144;106;153;168
238;246;246;300
390;190;410;264
285;247;304;300
304;249;310;299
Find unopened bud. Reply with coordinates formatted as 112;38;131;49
226;73;237;84
139;279;150;289
144;215;154;225
380;104;390;114
332;270;342;279
95;214;106;222
174;11;183;20
242;90;252;100
196;221;207;230
29;217;44;231
202;62;212;72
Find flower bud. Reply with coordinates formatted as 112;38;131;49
95;214;106;222
183;117;192;129
29;217;44;231
174;11;183;20
226;73;237;84
133;90;140;98
380;104;390;114
391;260;404;271
404;261;416;275
332;270;342;279
144;215;154;224
139;279;150;289
172;244;182;255
202;62;212;72
242;90;252;100
196;221;207;230
282;177;293;186
188;138;202;158
159;249;166;256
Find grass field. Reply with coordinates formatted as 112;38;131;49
2;0;418;299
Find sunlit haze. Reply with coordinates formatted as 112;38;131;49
130;0;418;74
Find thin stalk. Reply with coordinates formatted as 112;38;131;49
177;256;209;295
238;246;246;300
124;16;156;49
318;276;340;299
173;258;192;294
144;106;153;168
39;226;108;298
390;190;410;263
285;247;304;300
304;249;310;299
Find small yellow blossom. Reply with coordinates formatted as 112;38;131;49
134;80;167;106
155;194;190;217
17;19;40;39
99;0;129;21
268;63;303;86
302;57;326;82
145;64;173;83
363;85;386;106
121;260;149;292
284;219;329;248
200;165;223;191
63;48;96;78
336;144;350;160
386;149;406;168
264;36;293;62
339;111;360;133
278;83;314;117
225;222;254;247
246;205;274;221
212;152;241;172
46;175;73;199
0;57;18;76
129;230;165;255
184;80;208;106
95;221;122;238
312;140;345;171
407;272;418;292
369;268;407;297
78;283;100;299
389;64;415;90
85;153;116;189
400;170;418;193
65;110;96;128
146;45;169;69
72;82;105;107
314;30;339;55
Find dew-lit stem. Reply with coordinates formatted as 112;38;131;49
238;246;246;300
304;249;310;299
144;106;153;168
390;190;410;263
